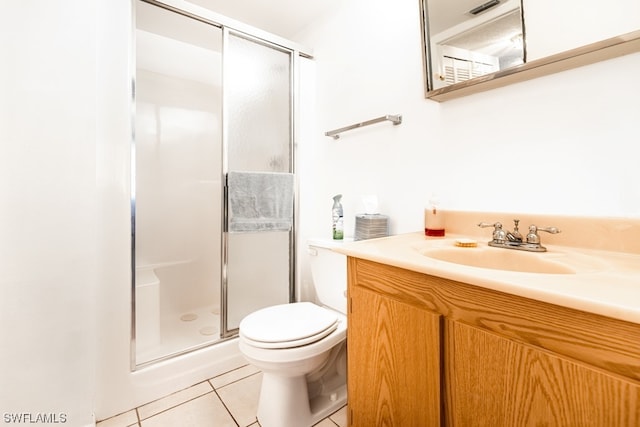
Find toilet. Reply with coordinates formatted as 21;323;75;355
238;238;349;427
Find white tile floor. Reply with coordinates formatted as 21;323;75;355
96;364;347;427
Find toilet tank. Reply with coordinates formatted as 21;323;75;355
307;238;351;314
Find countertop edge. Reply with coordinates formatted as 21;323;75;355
334;232;640;325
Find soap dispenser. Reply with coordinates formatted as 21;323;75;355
332;194;344;240
424;194;445;237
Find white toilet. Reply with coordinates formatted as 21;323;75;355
238;238;349;427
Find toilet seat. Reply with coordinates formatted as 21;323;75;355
240;302;339;349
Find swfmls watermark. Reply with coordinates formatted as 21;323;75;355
2;413;67;424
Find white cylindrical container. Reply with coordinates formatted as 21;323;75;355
424;195;445;237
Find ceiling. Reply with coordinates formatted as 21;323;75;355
186;0;342;39
182;0;522;57
185;0;520;42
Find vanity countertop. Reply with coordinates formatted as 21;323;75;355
334;232;640;325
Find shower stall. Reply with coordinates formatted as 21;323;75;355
132;0;301;367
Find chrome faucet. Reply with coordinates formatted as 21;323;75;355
478;219;561;252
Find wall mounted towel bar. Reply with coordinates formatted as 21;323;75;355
325;114;402;139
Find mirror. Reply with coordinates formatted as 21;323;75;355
420;0;640;101
421;0;525;91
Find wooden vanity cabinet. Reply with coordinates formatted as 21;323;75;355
346;257;640;427
446;321;640;426
348;283;442;426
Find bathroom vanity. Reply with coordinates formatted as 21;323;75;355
336;215;640;426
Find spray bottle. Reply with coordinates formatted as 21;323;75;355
332;194;344;240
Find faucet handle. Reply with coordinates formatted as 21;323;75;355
478;221;506;243
526;225;561;245
478;221;500;228
537;226;561;234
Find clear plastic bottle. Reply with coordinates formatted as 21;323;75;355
332;194;344;240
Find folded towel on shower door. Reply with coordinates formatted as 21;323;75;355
227;171;294;233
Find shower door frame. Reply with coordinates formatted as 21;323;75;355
130;0;310;370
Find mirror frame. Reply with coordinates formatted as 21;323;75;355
420;0;640;102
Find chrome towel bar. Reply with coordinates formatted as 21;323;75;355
325;114;402;139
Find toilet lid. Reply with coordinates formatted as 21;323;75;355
240;302;339;349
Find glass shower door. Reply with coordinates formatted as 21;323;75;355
134;1;223;365
223;32;294;334
133;1;297;362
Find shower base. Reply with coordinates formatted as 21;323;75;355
137;304;223;365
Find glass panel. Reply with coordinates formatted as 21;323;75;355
134;1;223;365
224;32;293;333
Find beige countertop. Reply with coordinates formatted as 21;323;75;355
334;231;640;325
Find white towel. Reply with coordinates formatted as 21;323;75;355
227;171;294;233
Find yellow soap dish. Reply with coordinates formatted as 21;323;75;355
454;238;478;248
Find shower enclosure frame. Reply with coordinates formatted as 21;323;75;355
130;0;310;370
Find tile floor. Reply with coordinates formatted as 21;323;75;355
96;364;347;427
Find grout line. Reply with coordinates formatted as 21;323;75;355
140;391;218;423
137;381;214;421
96;409;140;426
212;370;261;390
209;364;253;385
212;388;241;427
325;406;346;427
312;417;339;427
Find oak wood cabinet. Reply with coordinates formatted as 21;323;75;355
348;284;441;426
346;257;640;427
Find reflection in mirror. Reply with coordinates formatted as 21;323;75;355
422;0;525;90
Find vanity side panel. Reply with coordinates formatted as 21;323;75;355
347;257;441;427
351;258;640;383
446;320;640;426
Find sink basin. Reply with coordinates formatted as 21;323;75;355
420;246;578;274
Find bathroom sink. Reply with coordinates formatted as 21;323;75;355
420;246;579;274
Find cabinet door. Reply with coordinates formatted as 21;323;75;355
446;320;640;427
348;285;441;427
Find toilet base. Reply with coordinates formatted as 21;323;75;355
257;371;347;427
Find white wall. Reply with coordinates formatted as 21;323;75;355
1;1;98;426
295;0;640;240
294;0;640;298
1;1;243;424
524;0;640;59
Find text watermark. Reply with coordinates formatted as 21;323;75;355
3;413;67;424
